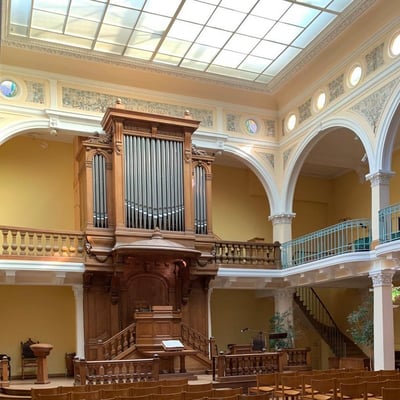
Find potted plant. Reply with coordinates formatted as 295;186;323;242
269;311;294;350
346;294;373;370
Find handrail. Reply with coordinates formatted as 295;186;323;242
379;203;400;243
181;323;216;360
96;322;136;360
294;287;347;357
281;219;371;268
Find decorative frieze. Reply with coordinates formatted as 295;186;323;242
351;78;399;133
258;152;275;169
298;98;312;123
283;148;292;169
365;43;384;75
25;80;45;104
328;73;345;102
62;87;214;128
226;113;240;133
264;119;276;137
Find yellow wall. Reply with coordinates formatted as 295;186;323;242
0;136;75;230
210;289;274;352
212;164;272;241
0;285;76;377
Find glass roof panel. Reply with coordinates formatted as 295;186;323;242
69;0;106;21
31;10;65;32
281;4;320;27
97;25;132;45
103;5;140;28
196;27;231;47
65;17;99;39
143;0;181;17
177;0;216;24
6;0;357;85
264;22;303;45
167;20;203;41
213;49;246;68
237;15;275;38
207;7;246;31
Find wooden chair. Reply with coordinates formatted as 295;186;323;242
160;385;188;394
38;394;72;400
134;381;160;388
32;388;61;400
276;374;303;400
248;373;276;396
70;391;100;400
382;379;400;388
240;394;270;400
117;396;152;400
364;379;387;398
160;379;189;386
213;388;243;398
151;392;184;400
59;386;89;394
303;377;337;400
99;388;133;399
382;387;400;400
132;386;161;396
186;383;213;392
183;390;214;400
21;338;38;379
337;382;367;400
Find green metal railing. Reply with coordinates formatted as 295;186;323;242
379;203;400;243
281;219;371;269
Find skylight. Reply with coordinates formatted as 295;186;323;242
7;0;355;84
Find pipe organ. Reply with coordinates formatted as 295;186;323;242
75;102;217;360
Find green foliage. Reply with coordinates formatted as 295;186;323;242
269;311;294;349
346;294;373;348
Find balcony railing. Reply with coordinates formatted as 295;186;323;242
379;203;400;243
0;225;85;261
281;219;371;269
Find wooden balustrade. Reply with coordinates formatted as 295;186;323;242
281;348;312;371
213;348;312;381
96;323;137;360
73;357;160;385
0;226;85;261
214;352;284;381
214;241;281;268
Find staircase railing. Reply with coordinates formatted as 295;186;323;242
294;287;347;357
96;322;136;360
181;323;216;363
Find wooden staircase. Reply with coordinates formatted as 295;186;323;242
294;287;367;359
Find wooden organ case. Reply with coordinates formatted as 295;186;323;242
75;101;217;361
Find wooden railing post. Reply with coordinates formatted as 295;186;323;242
0;356;9;388
216;352;226;378
152;354;160;380
76;358;87;385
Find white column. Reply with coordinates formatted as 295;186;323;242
72;284;85;358
370;269;395;370
268;213;296;244
273;288;296;347
365;171;394;244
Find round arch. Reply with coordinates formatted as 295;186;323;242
0;118;52;145
375;81;400;172
281;116;374;213
216;143;281;215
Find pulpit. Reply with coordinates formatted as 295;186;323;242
135;305;182;348
30;343;53;384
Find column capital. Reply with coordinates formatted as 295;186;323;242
365;170;395;187
369;269;395;287
268;213;296;225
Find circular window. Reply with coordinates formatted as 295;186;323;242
0;80;18;98
245;118;258;135
348;64;363;87
315;91;327;111
389;31;400;57
287;113;296;131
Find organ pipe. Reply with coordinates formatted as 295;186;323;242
92;153;108;228
123;135;184;231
